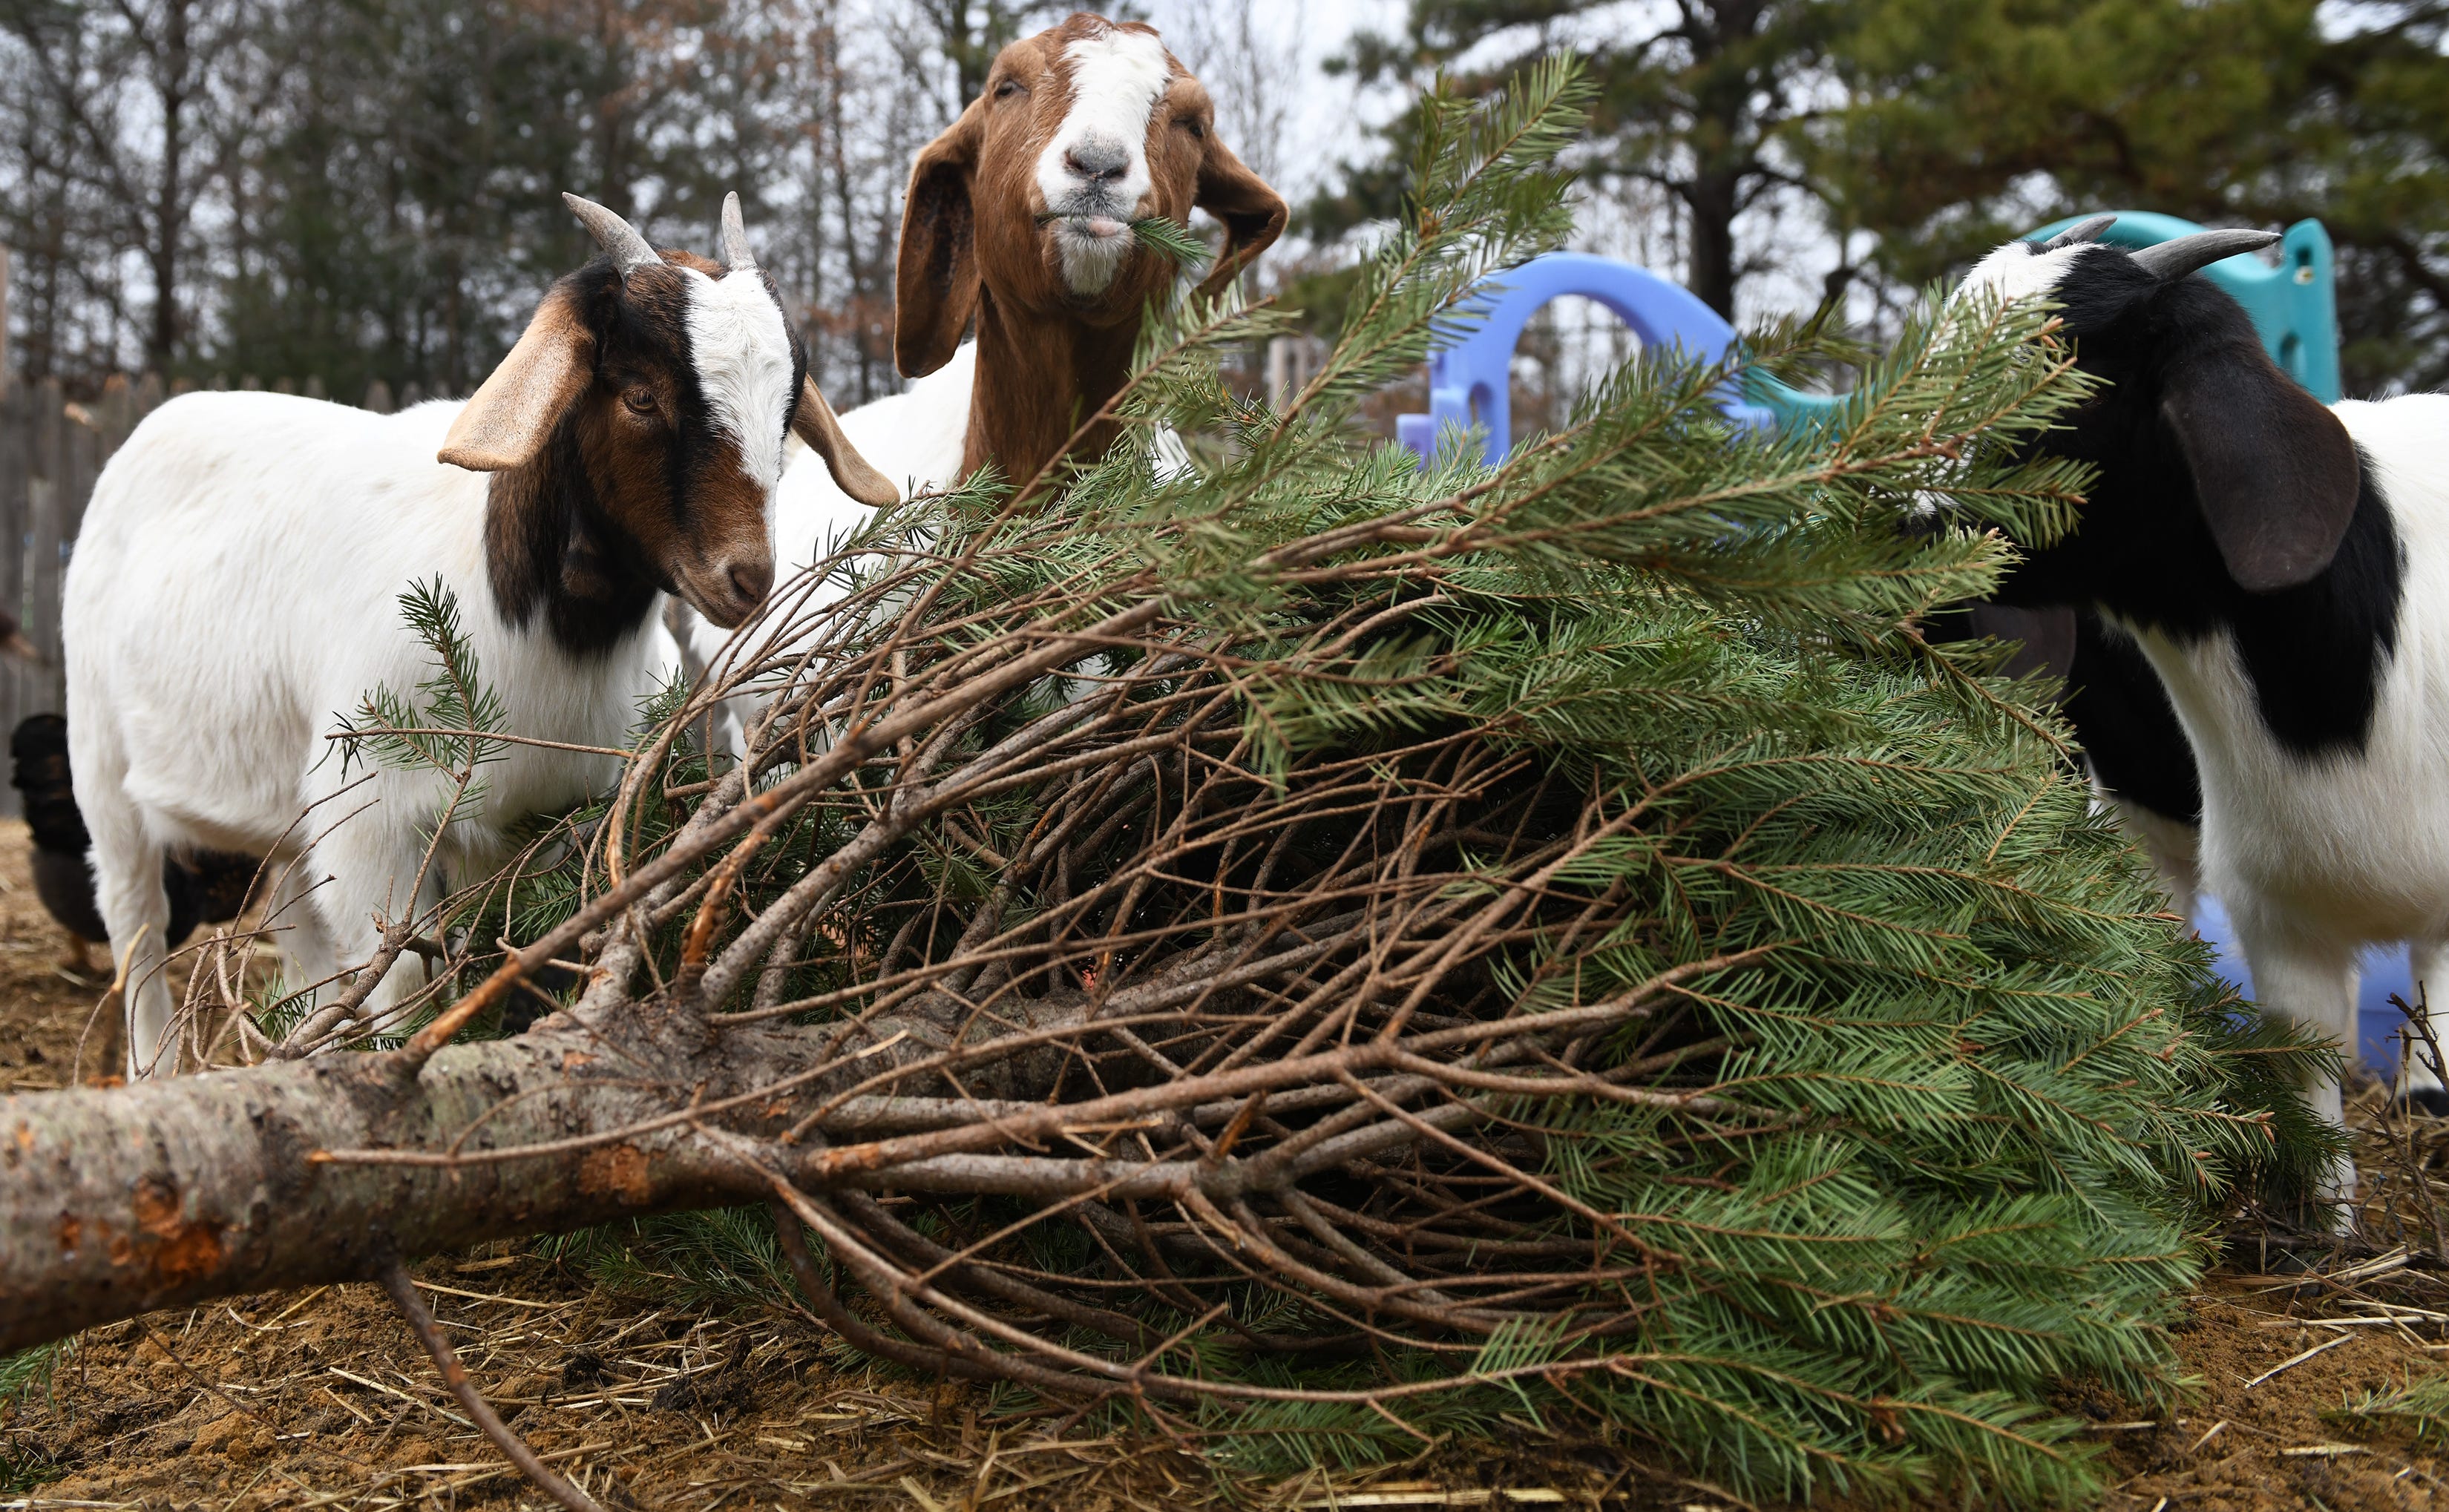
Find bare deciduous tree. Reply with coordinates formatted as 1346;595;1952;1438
0;0;286;375
1160;0;1296;191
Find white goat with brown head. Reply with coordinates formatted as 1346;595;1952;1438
67;193;891;1077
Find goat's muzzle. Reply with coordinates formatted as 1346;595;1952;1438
1037;211;1130;241
680;550;775;631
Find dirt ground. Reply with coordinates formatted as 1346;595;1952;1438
4;821;2449;1511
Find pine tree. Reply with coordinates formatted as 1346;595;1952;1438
351;56;2335;1505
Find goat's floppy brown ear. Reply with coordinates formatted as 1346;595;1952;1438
896;100;986;378
1191;137;1286;302
2163;335;2361;593
440;287;592;471
793;375;899;507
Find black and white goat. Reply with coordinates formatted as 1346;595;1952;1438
66;193;893;1078
1964;217;2446;1178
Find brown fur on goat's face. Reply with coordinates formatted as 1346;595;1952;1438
459;247;782;648
567;252;776;631
447;201;891;653
896;13;1288;378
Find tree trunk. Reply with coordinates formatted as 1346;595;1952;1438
0;946;1115;1353
145;0;192;375
1685;168;1740;319
0;1016;738;1351
1679;0;1766;321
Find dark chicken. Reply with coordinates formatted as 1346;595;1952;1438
10;713;256;973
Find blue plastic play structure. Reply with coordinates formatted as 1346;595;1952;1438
1391;251;1781;462
1397;217;2424;1074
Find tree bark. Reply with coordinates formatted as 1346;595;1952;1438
0;948;1127;1352
0;1013;750;1351
1685;165;1741;319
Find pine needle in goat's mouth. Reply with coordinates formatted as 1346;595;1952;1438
1031;212;1207;266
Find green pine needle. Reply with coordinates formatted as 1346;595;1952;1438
1132;215;1210;266
2331;1370;2449;1445
333;576;509;811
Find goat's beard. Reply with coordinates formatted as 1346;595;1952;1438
1040;208;1134;296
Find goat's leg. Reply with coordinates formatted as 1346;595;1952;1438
2104;795;2200;922
2236;923;2361;1206
79;780;174;1081
298;819;436;1036
2404;941;2449;1115
258;860;342;1033
666;596;751;765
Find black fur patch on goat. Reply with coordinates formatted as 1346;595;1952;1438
2064;611;2201;824
1993;261;2402;758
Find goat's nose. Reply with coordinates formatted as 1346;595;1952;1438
727;556;773;608
1064;139;1130;184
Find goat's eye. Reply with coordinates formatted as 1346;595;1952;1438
1178;115;1206;139
994;77;1024;99
623;387;658;415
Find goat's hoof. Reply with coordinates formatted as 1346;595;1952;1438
2394;1086;2449;1119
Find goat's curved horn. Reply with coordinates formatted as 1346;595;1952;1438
721;191;756;274
2040;214;2117;249
2132;228;2281;283
563;192;658;275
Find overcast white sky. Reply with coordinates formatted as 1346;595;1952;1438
1132;0;1858;336
1138;0;1407;205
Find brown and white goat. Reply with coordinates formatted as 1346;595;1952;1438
894;10;1288;486
678;15;1289;754
65;193;891;1077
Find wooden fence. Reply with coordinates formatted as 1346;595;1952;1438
0;375;166;817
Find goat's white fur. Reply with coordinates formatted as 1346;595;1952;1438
68;394;689;1078
1037;26;1172;295
686;268;800;492
2111;398;2449;1125
1962;239;2094;304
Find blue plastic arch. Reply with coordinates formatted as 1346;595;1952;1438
1398;213;2341;452
1391;222;2419;1071
1393;252;1779;467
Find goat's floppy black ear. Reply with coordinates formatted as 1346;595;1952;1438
2163;335;2361;593
793;375;898;507
441;285;592;472
1191;137;1286;303
895;100;985;378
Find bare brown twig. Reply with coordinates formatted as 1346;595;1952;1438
376;1256;607;1512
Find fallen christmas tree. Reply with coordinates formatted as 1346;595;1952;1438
0;61;2334;1509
